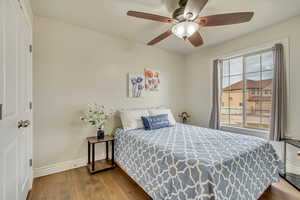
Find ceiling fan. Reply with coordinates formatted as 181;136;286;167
127;0;254;47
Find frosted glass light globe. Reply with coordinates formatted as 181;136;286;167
172;21;199;39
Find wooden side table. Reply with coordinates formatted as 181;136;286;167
86;135;115;174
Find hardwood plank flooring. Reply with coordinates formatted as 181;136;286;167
30;166;300;200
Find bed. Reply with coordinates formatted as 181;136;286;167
114;123;281;200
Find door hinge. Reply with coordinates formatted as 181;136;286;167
29;159;33;167
0;104;2;120
29;45;32;53
29;101;33;110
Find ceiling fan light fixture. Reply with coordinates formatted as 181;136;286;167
172;21;199;39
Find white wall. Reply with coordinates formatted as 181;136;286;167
33;16;185;176
185;15;300;173
33;13;300;177
23;0;33;24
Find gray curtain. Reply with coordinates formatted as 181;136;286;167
209;60;220;129
270;43;286;141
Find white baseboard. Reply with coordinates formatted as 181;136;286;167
34;154;105;178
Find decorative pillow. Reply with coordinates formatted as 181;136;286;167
148;108;176;126
120;109;149;131
141;114;170;130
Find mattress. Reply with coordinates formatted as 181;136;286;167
114;123;281;200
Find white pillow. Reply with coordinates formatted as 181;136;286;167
148;108;176;126
120;109;149;131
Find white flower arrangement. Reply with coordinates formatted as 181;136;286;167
80;103;113;130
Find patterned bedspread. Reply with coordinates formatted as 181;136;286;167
114;123;280;200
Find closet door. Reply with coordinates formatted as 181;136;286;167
0;0;33;199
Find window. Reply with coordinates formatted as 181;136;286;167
220;50;274;132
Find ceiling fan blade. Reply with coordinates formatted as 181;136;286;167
184;0;208;20
127;11;175;23
147;30;173;46
188;31;204;47
196;12;254;26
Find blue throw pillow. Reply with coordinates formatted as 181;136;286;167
142;114;170;130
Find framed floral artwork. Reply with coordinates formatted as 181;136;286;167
128;74;144;98
144;68;160;91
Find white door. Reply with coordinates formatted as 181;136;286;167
0;0;33;199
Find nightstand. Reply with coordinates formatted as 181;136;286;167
86;135;115;174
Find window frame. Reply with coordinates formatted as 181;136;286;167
219;48;274;136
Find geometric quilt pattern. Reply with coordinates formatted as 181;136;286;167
114;124;280;200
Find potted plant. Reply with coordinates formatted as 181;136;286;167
80;103;113;139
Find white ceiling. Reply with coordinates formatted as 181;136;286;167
31;0;300;55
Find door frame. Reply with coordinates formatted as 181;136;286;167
19;0;33;193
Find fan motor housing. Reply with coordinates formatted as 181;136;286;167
178;0;188;7
173;0;188;21
172;7;185;21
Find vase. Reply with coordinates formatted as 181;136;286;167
97;129;105;139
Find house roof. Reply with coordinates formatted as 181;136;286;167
223;79;272;91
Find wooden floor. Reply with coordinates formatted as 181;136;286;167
29;166;300;200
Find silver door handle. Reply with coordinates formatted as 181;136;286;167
18;120;31;129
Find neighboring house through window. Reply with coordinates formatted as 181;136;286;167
220;50;274;132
